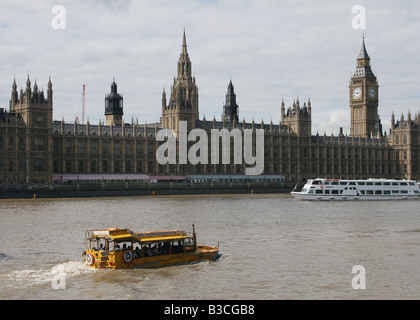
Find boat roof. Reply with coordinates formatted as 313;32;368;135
87;228;189;242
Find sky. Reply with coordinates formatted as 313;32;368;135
1;0;420;135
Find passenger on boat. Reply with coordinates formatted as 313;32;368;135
158;243;167;255
150;244;156;256
146;244;154;257
173;241;183;254
163;242;170;255
140;245;147;257
134;246;141;258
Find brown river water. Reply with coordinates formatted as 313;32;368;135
0;194;419;299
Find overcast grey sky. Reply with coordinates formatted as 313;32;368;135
1;0;419;135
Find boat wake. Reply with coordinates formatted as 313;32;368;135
3;260;96;288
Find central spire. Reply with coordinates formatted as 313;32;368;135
161;29;199;132
182;28;188;55
178;28;192;80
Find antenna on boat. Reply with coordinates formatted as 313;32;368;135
192;224;197;251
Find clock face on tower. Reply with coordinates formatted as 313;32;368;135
353;87;362;99
368;87;376;98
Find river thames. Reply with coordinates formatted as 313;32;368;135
0;194;419;300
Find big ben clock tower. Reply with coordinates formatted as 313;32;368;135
349;37;379;137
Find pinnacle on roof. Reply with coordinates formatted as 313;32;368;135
182;28;188;56
358;36;370;60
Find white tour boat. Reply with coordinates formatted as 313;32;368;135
291;178;420;201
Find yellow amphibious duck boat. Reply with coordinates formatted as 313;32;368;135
82;225;220;269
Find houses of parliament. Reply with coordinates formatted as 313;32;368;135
1;31;419;187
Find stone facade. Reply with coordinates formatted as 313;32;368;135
1;32;419;187
0;77;53;185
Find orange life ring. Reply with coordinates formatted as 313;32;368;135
85;253;95;266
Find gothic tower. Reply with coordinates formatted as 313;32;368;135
281;98;312;137
8;76;53;184
349;37;379;137
161;29;199;135
105;78;123;126
9;76;53;128
222;80;239;123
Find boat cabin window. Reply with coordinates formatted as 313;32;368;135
392;182;399;186
311;180;322;185
94;239;107;251
349;182;356;185
114;240;132;251
339;181;348;185
171;240;184;254
358;182;365;186
86;236;109;252
392;190;400;194
324;181;331;185
366;182;373;186
316;189;323;194
383;182;390;186
401;182;408;186
136;241;171;257
374;182;382;186
308;189;315;194
130;238;196;258
331;181;339;185
184;237;193;247
408;182;415;186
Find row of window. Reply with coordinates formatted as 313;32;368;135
54;160;250;175
0;136;26;151
55;143;405;164
395;135;409;145
0;159;45;172
321;180;416;186
1;136;412;162
58;140;154;155
307;189;418;195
